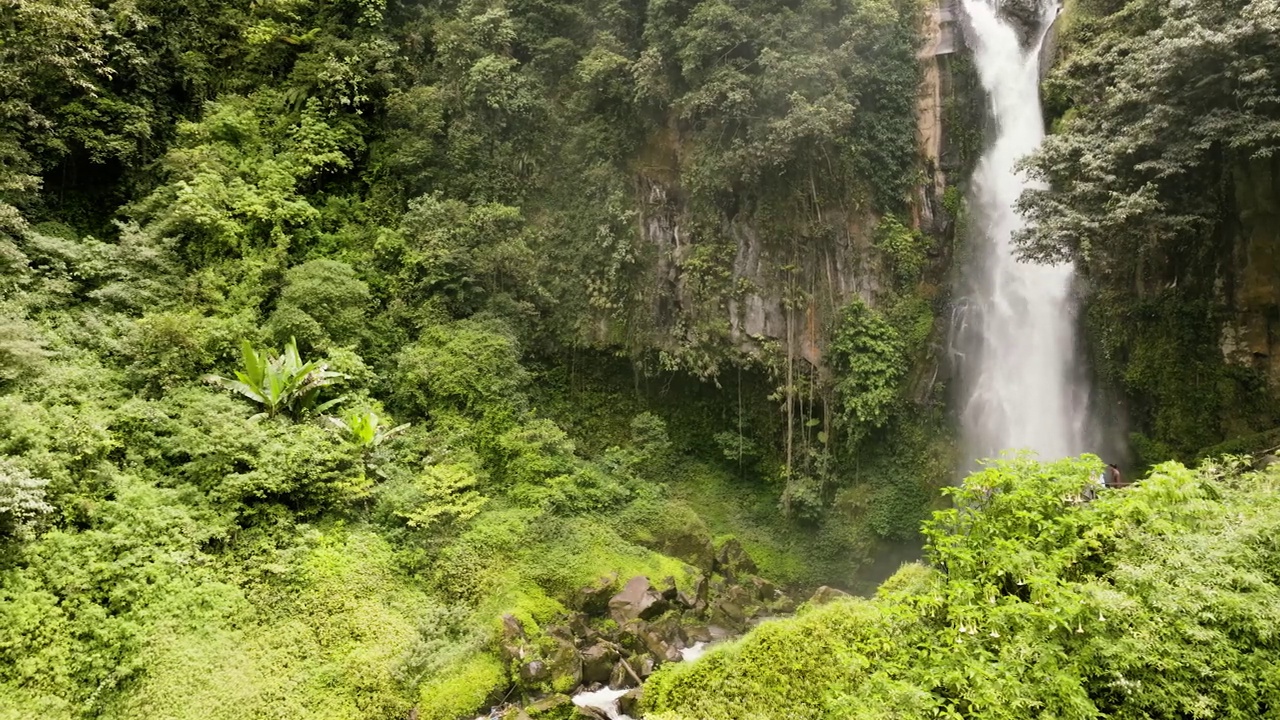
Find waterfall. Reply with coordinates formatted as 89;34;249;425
953;0;1089;462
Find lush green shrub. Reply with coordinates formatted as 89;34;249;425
646;457;1280;719
417;653;506;720
124;312;257;395
267;259;371;349
829;300;906;447
392;318;528;421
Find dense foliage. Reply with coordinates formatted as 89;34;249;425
1020;0;1280;461
0;0;943;716
645;455;1280;719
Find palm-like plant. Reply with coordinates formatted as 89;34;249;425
205;338;346;420
327;410;410;449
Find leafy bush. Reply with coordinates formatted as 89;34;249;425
124;312;255;394
646;456;1280;719
391;318;528;421
0;458;51;540
267;259;371;349
205;338;346;420
829;300;906;446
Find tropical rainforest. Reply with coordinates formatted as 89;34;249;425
0;0;1278;717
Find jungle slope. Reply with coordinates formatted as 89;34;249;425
0;0;954;717
644;455;1280;720
1024;0;1280;465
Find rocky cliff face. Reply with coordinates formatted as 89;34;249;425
1220;153;1280;389
608;1;966;376
632;174;883;371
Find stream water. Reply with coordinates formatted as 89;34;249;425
952;0;1090;463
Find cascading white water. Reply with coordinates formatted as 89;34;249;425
955;0;1088;461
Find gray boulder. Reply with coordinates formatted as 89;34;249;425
609;659;641;689
809;585;853;605
575;572;619;614
581;641;621;685
608;576;669;623
638;618;684;663
618;689;643;717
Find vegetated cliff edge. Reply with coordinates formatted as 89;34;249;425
1030;0;1280;464
574;0;977;387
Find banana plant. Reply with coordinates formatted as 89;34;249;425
327;410;410;449
204;338;346;420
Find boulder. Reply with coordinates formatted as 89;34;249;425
713;539;757;580
575;572;619;614
657;526;716;571
519;660;550;685
658;576;680;602
749;576;781;603
809;585;853;605
608;576;669;623
632;653;657;679
525;694;574;718
680;571;711;609
708;597;747;631
707;625;733;642
566;613;596;645
769;594;797;614
609;659;641;689
546;624;577;644
638;618;684;663
501;614;529;663
575;707;610;720
682;624;713;644
616;620;650;656
580;641;621;685
708;583;759;629
618;689;643;717
546;637;583;692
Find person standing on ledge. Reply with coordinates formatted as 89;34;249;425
1104;463;1124;489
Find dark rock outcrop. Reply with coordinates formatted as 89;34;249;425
580;641;621;685
608;576;670;623
575;573;619;614
525;694;578;719
992;0;1048;47
501;614;530;664
618;689;642;717
503;549;794;718
609;659;641;689
637;618;684;663
547;637;583;691
520;660;550;685
713;539;757;580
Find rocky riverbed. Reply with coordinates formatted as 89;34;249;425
477;539;852;719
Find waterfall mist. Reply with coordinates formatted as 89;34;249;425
952;0;1090;464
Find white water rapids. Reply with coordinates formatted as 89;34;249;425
954;0;1089;462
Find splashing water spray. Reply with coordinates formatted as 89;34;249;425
951;0;1091;464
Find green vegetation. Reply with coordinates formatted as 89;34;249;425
204;338;347;420
1021;0;1280;462
10;0;1273;714
646;455;1280;718
0;0;949;716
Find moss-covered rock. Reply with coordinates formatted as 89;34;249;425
608;576;670;623
418;653;507;720
712;538;758;581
